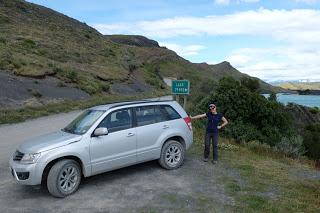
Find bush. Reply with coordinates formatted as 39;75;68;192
218;143;239;151
302;124;320;160
273;135;305;158
30;89;42;98
21;38;36;49
309;107;319;114
240;77;260;92
223;121;263;143
192;77;294;146
268;92;277;102
66;70;78;83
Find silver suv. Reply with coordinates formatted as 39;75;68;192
9;100;193;197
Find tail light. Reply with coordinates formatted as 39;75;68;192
183;116;192;131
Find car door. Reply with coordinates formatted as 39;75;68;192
135;105;169;162
90;108;137;175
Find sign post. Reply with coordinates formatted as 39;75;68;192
171;80;190;109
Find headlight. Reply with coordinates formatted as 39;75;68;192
20;153;41;164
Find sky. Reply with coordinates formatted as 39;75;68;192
27;0;320;82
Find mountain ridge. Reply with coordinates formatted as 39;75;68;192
0;0;283;108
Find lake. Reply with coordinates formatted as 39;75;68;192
262;93;320;107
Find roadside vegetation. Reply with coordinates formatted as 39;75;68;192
189;77;320;163
189;127;320;212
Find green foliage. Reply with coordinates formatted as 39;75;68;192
273;135;305;158
268;92;277;102
309;107;319;114
66;70;78;83
224;121;263;143
240;77;260;92
218;143;239;151
30;89;42;98
21;38;36;49
143;64;166;89
192;77;294;146
0;37;6;44
302;123;320;160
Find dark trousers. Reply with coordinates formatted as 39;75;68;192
204;132;218;160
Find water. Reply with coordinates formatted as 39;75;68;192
262;93;320;107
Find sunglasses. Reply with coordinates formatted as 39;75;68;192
209;105;216;109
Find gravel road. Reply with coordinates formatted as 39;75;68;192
0;97;234;212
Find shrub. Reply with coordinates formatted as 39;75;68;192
101;84;110;92
30;89;42;98
218;143;239;151
223;121;263;143
273;135;305;158
240;77;260;92
302;124;320;160
66;70;78;83
22;38;36;49
268;92;277;102
0;37;6;44
309;107;319;114
192;77;294;146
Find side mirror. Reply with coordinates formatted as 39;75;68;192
93;127;108;137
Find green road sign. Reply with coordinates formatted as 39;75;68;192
171;80;190;95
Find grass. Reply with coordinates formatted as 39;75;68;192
191;127;320;212
0;90;169;125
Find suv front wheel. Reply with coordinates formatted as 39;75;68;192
47;159;81;198
159;140;185;170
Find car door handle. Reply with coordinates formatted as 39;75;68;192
162;125;170;129
127;132;135;137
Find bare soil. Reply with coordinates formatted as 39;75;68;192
0;72;90;109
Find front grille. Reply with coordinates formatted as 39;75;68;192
13;150;24;161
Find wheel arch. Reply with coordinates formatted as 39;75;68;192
41;155;84;185
162;135;186;150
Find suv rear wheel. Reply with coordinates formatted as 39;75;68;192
47;159;81;198
159;140;185;170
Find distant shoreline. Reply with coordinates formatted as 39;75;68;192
262;93;320;107
294;90;320;96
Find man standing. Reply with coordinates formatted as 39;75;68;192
190;103;228;164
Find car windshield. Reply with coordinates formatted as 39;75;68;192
62;110;105;135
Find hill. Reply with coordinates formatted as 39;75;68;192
279;82;320;90
0;0;281;109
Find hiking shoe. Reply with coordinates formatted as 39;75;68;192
212;160;218;164
203;158;208;162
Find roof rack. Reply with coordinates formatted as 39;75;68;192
108;99;174;109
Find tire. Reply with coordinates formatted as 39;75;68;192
159;140;185;170
47;159;81;198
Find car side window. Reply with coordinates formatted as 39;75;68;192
98;108;132;133
135;105;167;127
161;105;181;120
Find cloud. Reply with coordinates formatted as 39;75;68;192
92;9;320;47
226;47;320;81
159;42;206;56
